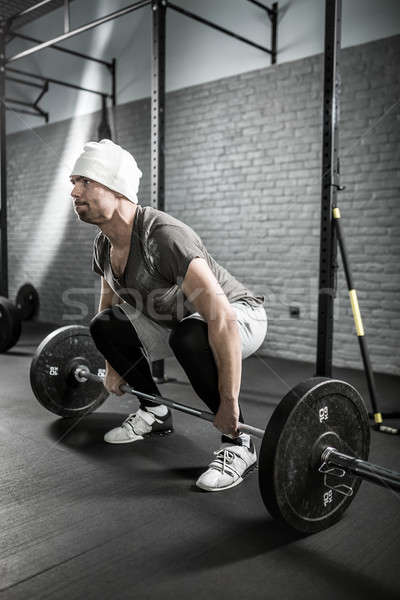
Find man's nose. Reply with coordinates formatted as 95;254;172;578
71;186;80;199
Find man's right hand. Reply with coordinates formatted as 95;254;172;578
104;365;127;396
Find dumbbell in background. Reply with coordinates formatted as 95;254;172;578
0;283;40;352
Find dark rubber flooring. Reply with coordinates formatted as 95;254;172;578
1;321;399;600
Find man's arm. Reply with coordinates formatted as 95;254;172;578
181;258;242;436
96;278;127;395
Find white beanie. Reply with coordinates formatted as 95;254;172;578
71;139;142;203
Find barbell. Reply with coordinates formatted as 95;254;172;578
30;324;400;534
0;297;21;352
15;283;40;321
0;283;40;352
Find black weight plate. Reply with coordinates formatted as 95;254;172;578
0;296;21;352
16;283;39;321
30;325;108;418
9;298;22;348
259;377;370;534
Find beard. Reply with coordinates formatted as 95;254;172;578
74;205;92;222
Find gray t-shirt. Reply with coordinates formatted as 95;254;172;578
92;205;265;329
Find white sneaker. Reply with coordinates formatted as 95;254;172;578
196;441;257;492
104;408;173;444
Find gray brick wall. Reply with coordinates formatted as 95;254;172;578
7;34;400;375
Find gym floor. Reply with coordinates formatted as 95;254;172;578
1;322;399;600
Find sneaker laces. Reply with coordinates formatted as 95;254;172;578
121;409;160;436
211;448;241;478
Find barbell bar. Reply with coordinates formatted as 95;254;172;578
30;325;400;534
75;365;265;438
321;447;400;491
75;365;400;493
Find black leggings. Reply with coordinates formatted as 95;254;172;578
90;305;244;422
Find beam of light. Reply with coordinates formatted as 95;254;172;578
14;0;115;290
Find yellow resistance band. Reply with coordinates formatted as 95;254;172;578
334;206;378;420
349;289;365;337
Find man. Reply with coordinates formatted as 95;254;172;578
70;139;267;492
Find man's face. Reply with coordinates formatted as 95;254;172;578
70;175;117;224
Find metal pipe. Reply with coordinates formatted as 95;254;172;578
7;0;152;63
64;0;70;33
270;2;278;64
33;81;49;107
35;106;49;123
8;32;112;67
150;0;167;382
167;2;272;55
6;75;43;89
76;366;265;439
315;0;342;377
6;67;112;98
333;209;382;421
7;0;56;24
111;58;116;106
151;0;166;213
0;24;7;297
6;107;46;118
323;447;400;492
5;97;38;108
5;97;48;121
246;0;274;17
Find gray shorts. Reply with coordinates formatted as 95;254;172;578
119;300;267;363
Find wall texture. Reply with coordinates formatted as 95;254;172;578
7;34;400;374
